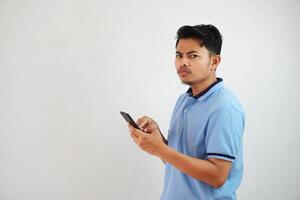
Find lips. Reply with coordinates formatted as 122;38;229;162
179;70;188;73
178;69;191;75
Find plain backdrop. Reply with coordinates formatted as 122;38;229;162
0;0;299;199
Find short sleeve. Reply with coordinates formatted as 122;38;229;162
205;107;245;162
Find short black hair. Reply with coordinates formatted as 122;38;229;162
175;24;223;55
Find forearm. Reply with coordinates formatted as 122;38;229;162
159;146;227;188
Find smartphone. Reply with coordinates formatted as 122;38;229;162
120;111;141;130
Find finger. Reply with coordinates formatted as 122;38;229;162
128;124;140;138
137;116;149;128
128;124;145;138
144;120;159;133
130;131;137;137
137;116;153;129
136;117;144;126
131;136;141;148
131;132;139;143
143;122;156;132
130;132;145;149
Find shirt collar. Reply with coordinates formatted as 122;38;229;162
186;78;223;100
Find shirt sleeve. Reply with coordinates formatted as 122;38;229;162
205;106;245;162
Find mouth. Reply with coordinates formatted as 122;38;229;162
179;71;188;76
178;69;191;76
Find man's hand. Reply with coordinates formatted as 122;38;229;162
136;116;168;145
136;116;158;133
128;116;167;157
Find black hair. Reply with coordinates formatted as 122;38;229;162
175;24;223;55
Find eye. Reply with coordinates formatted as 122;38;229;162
176;54;182;58
189;54;198;59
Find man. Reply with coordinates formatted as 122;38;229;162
127;24;245;200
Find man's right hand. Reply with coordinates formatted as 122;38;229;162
136;116;168;145
136;116;159;133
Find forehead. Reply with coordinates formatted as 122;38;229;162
176;38;208;54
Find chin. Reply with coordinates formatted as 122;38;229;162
180;79;193;86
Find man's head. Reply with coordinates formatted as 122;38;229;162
175;24;223;87
176;24;222;56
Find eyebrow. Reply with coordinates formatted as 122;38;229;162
176;50;199;54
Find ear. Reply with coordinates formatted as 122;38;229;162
210;55;221;71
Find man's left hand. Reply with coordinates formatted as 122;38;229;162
128;124;167;157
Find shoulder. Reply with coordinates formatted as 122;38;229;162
208;87;245;116
206;88;245;133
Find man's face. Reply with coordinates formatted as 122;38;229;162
175;38;217;86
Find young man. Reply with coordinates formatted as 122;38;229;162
127;24;245;200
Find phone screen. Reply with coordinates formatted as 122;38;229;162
120;111;141;130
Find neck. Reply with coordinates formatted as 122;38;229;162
191;76;217;96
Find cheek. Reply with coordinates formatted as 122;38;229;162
175;60;181;70
191;63;210;75
193;58;206;65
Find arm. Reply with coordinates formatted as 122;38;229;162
128;124;232;188
160;145;232;188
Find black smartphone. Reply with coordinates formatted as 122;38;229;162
120;111;141;130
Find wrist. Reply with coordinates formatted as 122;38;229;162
158;144;171;160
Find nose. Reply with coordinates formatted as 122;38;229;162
182;62;189;67
181;57;190;67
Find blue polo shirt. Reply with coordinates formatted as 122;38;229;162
161;78;245;200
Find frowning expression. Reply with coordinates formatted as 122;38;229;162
175;38;218;86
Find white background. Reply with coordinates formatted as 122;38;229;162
0;0;299;199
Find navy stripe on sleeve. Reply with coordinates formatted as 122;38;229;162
206;153;235;160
